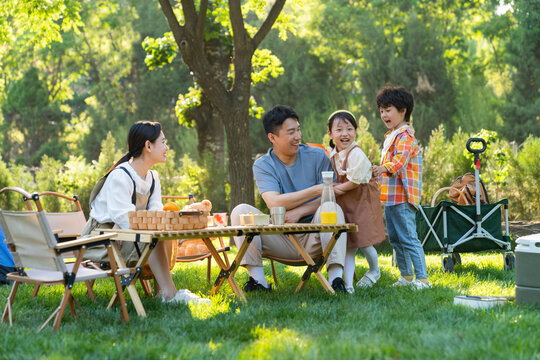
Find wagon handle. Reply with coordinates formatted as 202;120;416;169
466;138;486;154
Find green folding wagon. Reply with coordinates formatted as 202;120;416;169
416;199;513;272
415;137;514;272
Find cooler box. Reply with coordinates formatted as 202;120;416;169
515;234;540;308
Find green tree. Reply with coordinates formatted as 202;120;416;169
501;0;540;142
157;0;287;207
1;67;68;164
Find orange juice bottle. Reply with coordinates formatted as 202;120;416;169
320;171;337;225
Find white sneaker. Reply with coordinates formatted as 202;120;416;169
345;286;355;294
163;289;211;306
392;277;415;287
356;271;381;288
414;279;432;289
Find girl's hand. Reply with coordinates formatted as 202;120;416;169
372;165;388;177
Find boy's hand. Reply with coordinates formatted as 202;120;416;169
372;165;388;177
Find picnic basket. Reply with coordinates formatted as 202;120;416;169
128;209;209;231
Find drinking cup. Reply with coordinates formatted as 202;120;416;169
270;207;286;225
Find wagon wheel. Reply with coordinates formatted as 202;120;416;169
442;256;454;273
452;253;462;265
504;253;515;271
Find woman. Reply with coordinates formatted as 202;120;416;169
83;121;210;305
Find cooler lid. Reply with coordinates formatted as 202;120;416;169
516;233;540;254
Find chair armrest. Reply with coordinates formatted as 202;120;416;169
55;233;118;250
0;187;33;198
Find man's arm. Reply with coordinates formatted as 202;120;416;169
261;184;323;210
284;198;320;223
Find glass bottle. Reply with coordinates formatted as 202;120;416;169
320;171;338;224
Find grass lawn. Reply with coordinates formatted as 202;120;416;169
1;250;539;360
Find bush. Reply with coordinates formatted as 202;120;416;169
505;136;540;220
422;125;470;205
0;158;15;210
154;151;206;209
422;126;539;220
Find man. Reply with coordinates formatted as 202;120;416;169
231;105;347;293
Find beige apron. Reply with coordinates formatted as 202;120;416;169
332;145;386;248
82;190;152;267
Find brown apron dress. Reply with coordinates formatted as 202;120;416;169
332;145;386;248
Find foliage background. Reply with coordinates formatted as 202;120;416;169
0;0;538;217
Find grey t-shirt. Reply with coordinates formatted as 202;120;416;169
253;144;334;222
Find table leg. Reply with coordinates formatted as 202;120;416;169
107;241;150;317
205;234;253;303
288;232;340;294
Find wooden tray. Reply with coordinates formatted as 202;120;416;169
128;210;209;230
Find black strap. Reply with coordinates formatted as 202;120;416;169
114;167;155;207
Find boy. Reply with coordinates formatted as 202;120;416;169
372;85;431;289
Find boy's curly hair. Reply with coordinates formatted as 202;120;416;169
376;85;414;122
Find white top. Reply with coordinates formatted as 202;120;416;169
328;141;372;184
380;124;408;164
89;162;163;229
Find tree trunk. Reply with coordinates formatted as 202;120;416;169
222;101;254;208
193;95;225;165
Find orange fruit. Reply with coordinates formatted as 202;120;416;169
163;202;180;211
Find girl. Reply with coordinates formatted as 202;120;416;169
83;121;210;305
327;110;386;294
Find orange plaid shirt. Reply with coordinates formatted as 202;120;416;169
379;126;422;207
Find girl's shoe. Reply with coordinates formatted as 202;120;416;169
392;277;415;287
345;286;355;294
356;271;381;288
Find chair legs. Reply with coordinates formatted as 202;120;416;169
140;279;154;297
270;260;278;284
38;286;73;333
2;281;19;326
32;284;41;298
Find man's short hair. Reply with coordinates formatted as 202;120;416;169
262;105;299;135
376;85;414;122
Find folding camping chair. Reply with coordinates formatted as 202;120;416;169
265;254;324;285
0;189;98;299
0;209;133;332
37;191;87;241
416;138;513;272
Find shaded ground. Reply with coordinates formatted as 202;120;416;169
508;221;540;238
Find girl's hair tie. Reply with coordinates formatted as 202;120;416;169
327;110;356;123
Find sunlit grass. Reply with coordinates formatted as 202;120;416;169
0;249;539;359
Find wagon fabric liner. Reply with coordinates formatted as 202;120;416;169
416;199;510;253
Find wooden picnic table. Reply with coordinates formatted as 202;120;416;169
92;222;357;316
